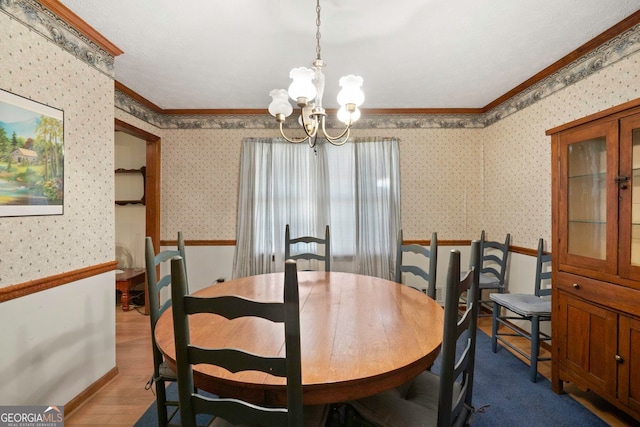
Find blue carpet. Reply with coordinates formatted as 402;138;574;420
135;331;608;426
438;330;608;427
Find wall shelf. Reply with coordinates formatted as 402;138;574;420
115;166;146;205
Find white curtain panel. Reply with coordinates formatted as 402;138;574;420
232;137;400;280
352;138;401;279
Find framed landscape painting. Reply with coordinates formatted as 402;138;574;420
0;89;64;216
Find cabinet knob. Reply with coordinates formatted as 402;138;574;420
572;283;580;289
615;354;624;364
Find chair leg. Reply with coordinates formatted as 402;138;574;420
478;289;486;316
491;302;499;353
156;380;168;427
530;317;540;383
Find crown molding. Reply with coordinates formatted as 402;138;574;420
0;0;119;77
115;90;490;130
114;19;640;130
484;9;640;111
115;81;163;113
38;0;122;56
483;20;640;126
5;0;633;129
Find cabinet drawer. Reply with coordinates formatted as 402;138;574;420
556;272;640;317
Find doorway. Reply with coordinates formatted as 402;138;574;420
115;118;161;312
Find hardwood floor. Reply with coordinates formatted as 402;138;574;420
65;305;637;426
66;305;155;426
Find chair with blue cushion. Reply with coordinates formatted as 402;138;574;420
395;230;438;300
490;238;552;382
345;240;481;427
285;224;331;272
144;232;187;427
170;257;329;427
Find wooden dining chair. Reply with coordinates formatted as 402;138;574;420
144;232;187;427
345;241;481;427
285;224;331;272
491;238;552;382
476;230;510;315
170;257;329;427
395;229;438;299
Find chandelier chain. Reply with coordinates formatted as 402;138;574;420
315;0;321;60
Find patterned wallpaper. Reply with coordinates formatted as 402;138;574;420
112;25;640;251
113;45;640;249
358;128;483;241
482;51;640;249
0;0;635;288
155;127;483;242
0;10;115;286
160;128;248;240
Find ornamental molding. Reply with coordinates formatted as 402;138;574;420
0;0;115;77
6;0;634;129
4;0;637;129
115;90;488;130
484;23;640;126
116;22;640;130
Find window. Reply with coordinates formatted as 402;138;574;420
233;137;400;280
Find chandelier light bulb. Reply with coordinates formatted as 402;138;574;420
337;75;365;107
268;89;293;118
288;67;317;105
337;105;361;125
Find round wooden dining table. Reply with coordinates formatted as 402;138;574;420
154;271;444;406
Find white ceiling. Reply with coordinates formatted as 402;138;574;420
59;0;640;111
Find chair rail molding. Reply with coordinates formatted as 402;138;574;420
0;261;118;303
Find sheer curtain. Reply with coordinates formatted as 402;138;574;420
233;137;400;280
353;138;401;278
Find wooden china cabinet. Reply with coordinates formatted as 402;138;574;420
548;99;640;421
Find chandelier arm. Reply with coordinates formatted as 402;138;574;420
320;116;351;145
278;122;312;144
326;130;350;146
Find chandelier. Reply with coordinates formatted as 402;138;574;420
268;0;364;148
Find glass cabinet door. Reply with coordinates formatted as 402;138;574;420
567;137;607;259
619;112;640;284
558;120;618;274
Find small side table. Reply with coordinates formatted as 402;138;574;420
116;268;146;312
